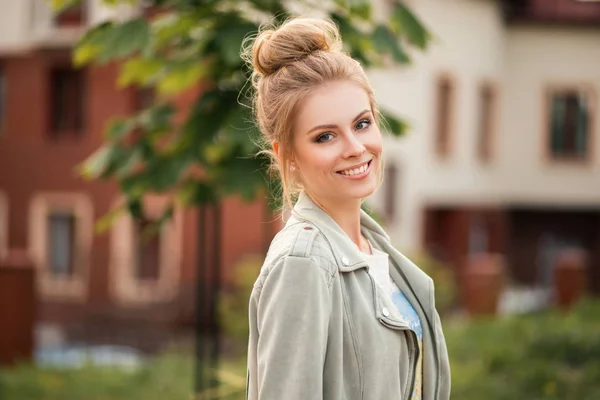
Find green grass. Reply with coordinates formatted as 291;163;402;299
0;353;247;400
2;299;600;399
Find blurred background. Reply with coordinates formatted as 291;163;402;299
0;0;600;399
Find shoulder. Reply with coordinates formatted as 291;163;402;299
256;220;338;289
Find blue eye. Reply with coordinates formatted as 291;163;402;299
356;118;372;130
315;132;334;143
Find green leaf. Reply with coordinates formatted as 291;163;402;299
147;154;194;192
138;104;175;133
78;146;112;180
330;12;372;65
214;153;265;201
127;197;144;219
215;21;258;67
109;19;150;60
372;24;410;64
94;205;125;234
157;60;210;95
380;107;409;136
343;0;372;20
73;43;102;67
118;58;163;87
151;11;198;47
73;21;112;67
73;0;430;216
88;19;151;64
390;2;430;50
115;147;143;178
177;179;218;205
105;118;135;140
222;107;257;153
49;0;80;13
101;0;137;6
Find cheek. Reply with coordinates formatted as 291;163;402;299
367;127;383;154
297;145;338;175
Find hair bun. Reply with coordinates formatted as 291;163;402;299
251;17;342;76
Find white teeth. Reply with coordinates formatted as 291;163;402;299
340;162;369;176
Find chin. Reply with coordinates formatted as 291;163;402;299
341;182;377;201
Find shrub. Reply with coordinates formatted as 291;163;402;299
218;254;264;355
408;252;458;316
446;298;600;400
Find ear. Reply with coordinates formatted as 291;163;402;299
272;140;295;167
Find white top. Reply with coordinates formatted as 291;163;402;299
362;244;424;400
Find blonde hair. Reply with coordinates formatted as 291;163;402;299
242;17;380;213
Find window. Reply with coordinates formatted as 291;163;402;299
548;89;592;160
384;163;398;222
54;2;85;27
477;83;495;163
0;192;7;261
29;193;93;301
468;215;489;255
50;67;86;136
110;195;182;304
435;76;454;157
134;218;161;281
48;212;75;277
0;65;5;133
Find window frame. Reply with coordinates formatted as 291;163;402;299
49;65;87;139
544;84;596;165
0;192;7;262
110;195;182;305
477;81;497;164
47;211;77;277
0;63;6;135
134;217;162;281
384;163;399;223
434;73;456;159
53;1;86;27
28;193;93;302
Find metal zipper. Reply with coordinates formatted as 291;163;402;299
378;317;418;400
405;331;419;400
366;270;419;400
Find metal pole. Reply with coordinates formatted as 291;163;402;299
195;202;222;398
210;202;221;390
195;204;208;396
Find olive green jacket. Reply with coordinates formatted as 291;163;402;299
246;191;451;399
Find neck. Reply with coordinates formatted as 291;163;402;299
307;193;367;253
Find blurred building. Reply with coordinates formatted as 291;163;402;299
0;0;278;350
1;0;600;350
369;0;600;292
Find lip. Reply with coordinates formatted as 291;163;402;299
336;159;373;180
336;159;371;173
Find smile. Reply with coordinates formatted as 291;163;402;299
336;159;373;178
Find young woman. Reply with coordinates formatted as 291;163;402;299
243;17;450;400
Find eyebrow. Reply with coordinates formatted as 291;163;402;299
306;109;372;135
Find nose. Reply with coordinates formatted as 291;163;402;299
342;132;366;158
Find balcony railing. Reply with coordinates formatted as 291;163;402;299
503;0;600;24
29;0;86;47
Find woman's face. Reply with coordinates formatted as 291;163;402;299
291;80;383;205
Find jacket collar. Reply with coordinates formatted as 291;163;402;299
287;191;390;272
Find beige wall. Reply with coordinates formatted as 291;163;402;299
0;0;30;53
0;0;139;53
369;0;600;251
499;26;600;204
369;0;506;249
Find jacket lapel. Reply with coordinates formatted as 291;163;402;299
287;191;440;399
